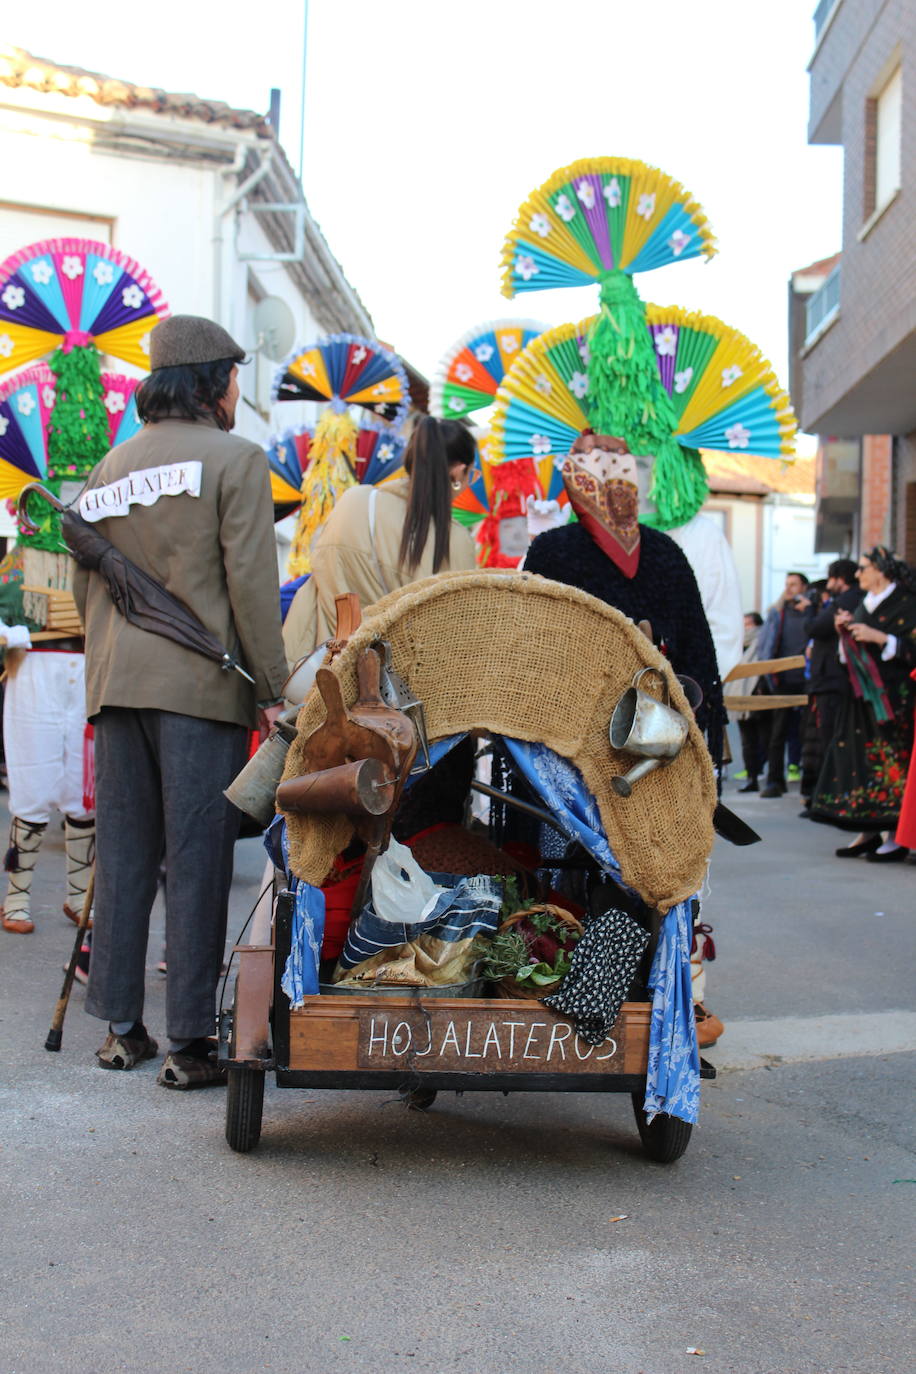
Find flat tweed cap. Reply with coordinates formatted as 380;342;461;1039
280;570;717;911
150;315;246;370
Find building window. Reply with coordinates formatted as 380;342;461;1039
864;67;902;220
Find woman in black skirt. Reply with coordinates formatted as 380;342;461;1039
810;546;916;860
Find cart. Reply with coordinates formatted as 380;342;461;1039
219;880;715;1163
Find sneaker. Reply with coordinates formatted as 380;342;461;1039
787;765;801;781
760;782;786;798
157;1038;226;1090
694;1003;724;1048
96;1024;158;1070
733;770;748;781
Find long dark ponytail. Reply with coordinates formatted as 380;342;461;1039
398;416;476;574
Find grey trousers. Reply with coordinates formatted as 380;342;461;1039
86;707;249;1041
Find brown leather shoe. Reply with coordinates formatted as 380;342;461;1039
1;908;34;934
694;1002;724;1048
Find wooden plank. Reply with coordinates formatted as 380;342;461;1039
724;655;805;682
726;694;808;711
232;948;274;1064
286;997;650;1077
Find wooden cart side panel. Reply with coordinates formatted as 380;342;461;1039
285;998;651;1077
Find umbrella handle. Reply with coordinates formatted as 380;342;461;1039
17;482;69;535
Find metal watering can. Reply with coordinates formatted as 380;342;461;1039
609;666;689;797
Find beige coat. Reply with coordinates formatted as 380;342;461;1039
282;477;478;659
73;417;289;729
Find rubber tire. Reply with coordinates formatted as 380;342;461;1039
225;1065;265;1153
630;1094;692;1163
405;1086;438;1111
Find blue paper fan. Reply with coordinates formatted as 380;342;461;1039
272;333;410;427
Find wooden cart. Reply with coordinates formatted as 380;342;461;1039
219;886;715;1163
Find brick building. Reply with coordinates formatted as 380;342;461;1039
789;0;916;561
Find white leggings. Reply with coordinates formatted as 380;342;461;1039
3;652;92;823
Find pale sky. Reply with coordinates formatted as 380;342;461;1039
10;0;843;422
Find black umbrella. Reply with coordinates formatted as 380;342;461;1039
16;485;253;684
60;509;255;683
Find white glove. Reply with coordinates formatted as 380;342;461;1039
0;620;31;650
526;496;569;538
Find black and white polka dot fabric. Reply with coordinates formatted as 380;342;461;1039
544;908;649;1045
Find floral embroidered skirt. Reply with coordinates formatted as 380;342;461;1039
811;694;914;831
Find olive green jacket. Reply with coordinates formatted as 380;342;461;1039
73;417;288;728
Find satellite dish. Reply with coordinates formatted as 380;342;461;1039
253;296;296;362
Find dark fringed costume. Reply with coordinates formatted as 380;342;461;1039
524;522;725;756
811;585;916;831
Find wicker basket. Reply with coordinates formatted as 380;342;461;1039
495;904;583;1002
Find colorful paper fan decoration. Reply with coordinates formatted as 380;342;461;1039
266;420;406;519
430;319;545;419
272;333;410;427
644;305;797;458
0;365;141;501
0;238;168;371
500;157;716;299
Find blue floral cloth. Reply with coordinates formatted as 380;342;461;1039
267;735;700;1123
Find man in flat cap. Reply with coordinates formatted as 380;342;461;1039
73;315;289;1088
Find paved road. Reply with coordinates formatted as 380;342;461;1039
1;781;913;1374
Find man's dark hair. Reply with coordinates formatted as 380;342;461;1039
135;358;236;430
787;570;809;586
746;610;764;626
828;558;858;587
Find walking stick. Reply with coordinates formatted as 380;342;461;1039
45;869;94;1052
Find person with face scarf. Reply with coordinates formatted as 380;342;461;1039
810;545;916;861
523;431;724;755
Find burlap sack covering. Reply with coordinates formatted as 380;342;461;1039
280;571;716;910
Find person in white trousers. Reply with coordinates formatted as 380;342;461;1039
1;623;94;934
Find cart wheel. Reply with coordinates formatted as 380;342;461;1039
225;1065;265;1153
405;1086;437;1112
630;1094;692;1163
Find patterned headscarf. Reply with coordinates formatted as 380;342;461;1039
560;438;641;578
865;546;916;591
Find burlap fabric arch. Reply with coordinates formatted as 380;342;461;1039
280;571;716;910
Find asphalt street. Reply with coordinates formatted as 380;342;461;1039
1;776;913;1374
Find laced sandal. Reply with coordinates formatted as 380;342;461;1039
2;907;34;934
95;1025;158;1070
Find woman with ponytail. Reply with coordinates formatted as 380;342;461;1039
283;416;478;659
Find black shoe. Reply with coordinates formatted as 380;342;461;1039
760;783;785;798
737;779;759;793
798;808;813;819
865;846;909;864
836;834;882;858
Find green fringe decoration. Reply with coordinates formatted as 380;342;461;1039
587;270;678;456
15;475;66;552
640;442;709;531
47;343;110;480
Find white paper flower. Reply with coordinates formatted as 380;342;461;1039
726;422;751;449
499;334;519;354
568;370;589;399
42;385;56;408
121;284;144;310
377;442;394;461
577;339;590;365
636;192;656;221
603;178;622;208
448;397;466;413
93;261;115;286
674;367;694;394
104;389;126;414
554;193;576;223
30;260;53;285
654;326;678;358
529;212;550;238
17;392;36;416
62;255;84;280
530;433;552;455
0;334;13;358
515;254;539;282
454;362;473;383
575;179;596;209
534;374;552;396
1;284;25;311
474;343;494;363
668;229;691;257
299;357;316;377
351;345;367;365
0;415;8;437
721;365;743;388
138;332;151;356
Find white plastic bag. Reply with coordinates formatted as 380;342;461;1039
370;837;446;926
